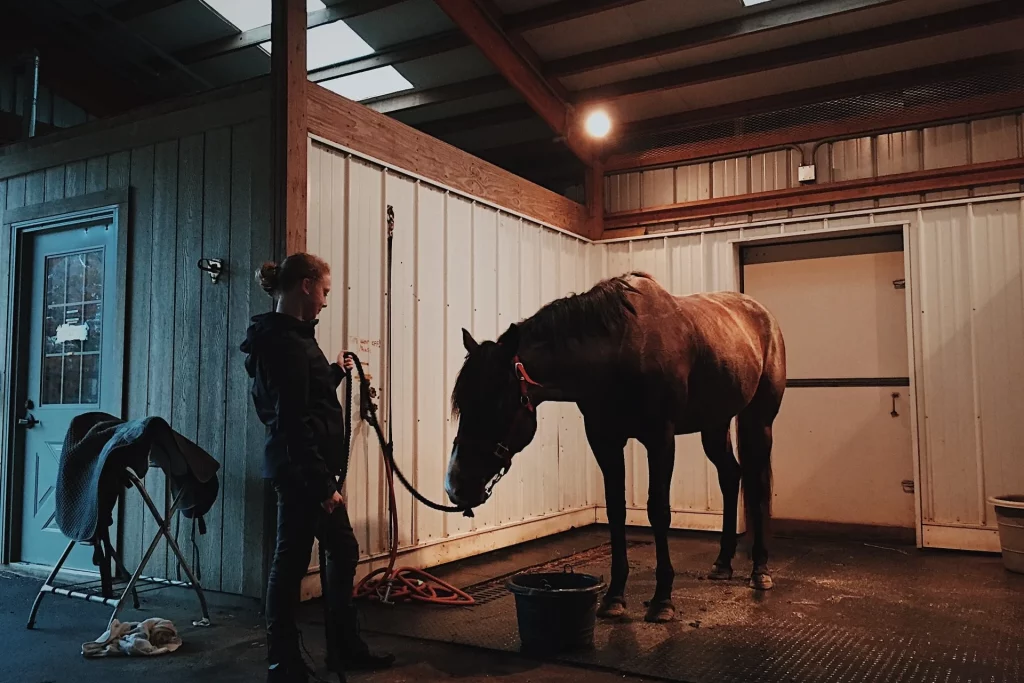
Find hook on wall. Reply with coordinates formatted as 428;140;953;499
197;258;224;284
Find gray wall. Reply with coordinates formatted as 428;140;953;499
0;83;273;597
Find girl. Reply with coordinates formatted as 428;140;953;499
241;253;393;682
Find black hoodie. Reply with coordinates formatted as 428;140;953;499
240;312;347;502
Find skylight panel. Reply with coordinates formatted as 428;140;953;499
742;0;773;6
202;0;325;32
261;20;375;69
319;67;413;102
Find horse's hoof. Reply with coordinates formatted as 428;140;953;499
643;599;676;623
749;570;774;591
708;563;733;581
597;596;627;619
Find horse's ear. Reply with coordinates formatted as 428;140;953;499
462;328;480;353
499;324;520;355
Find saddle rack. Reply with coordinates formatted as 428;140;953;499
26;461;211;631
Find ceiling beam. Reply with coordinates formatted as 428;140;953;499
605;51;1024;171
575;0;1024;103
362;75;509;114
547;0;898;78
105;0;184;23
432;0;591;162
503;0;645;33
308;30;467;82
176;0;405;64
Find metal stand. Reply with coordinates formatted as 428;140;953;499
26;468;211;631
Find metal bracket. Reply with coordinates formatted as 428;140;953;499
893;279;906;290
197;258;224;284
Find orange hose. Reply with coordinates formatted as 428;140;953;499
352;444;474;606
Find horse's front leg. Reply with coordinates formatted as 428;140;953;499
588;426;629;619
641;430;676;623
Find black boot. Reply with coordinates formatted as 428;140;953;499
326;603;395;672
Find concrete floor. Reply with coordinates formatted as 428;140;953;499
0;556;654;683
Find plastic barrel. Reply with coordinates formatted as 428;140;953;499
507;568;604;655
990;495;1024;574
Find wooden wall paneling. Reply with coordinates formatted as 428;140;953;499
121;144;156;572
196;127;231;591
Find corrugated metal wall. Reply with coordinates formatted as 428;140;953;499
307;140;603;565
0;109;274;597
605;114;1024;214
597;194;1024;550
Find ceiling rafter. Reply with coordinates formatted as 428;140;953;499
546;0;899;78
432;0;591;162
574;0;1024;103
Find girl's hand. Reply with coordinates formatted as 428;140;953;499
337;351;355;372
322;490;345;513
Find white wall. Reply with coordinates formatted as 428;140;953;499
597;194;1024;551
305;139;603;578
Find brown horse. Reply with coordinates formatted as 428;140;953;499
445;272;786;623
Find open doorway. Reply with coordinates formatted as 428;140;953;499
742;231;915;539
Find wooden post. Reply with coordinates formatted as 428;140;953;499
271;0;307;255
585;162;605;240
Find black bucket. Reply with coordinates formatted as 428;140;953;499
506;567;604;655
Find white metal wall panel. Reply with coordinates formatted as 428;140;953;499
877;131;922;176
712;157;749;198
675;164;711;203
923;123;969;169
641;167;675;208
830;137;875;182
967;202;1024;518
307;142;594;565
750;150;796;194
970;116;1020;163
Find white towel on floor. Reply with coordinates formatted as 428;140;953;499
82;618;182;658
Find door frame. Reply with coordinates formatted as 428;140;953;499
0;188;129;565
728;220;925;547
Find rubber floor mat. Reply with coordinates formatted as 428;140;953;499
359;534;1024;683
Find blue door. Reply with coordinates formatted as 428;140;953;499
16;217;120;570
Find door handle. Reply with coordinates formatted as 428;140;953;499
17;414;39;428
890;392;900;418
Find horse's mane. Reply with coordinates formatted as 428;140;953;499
513;271;646;347
451;273;647;417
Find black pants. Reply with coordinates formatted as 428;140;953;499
266;476;363;666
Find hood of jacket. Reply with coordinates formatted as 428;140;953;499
240;312;318;376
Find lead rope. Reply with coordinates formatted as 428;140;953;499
343;205;473;607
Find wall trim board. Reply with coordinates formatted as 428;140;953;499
921;524;1000;553
597;506;726;533
2;188;129;226
306;83;588;238
299;506;600;600
603;158;1024;231
0;86;270;180
601;191;1024;243
607;91;1024;173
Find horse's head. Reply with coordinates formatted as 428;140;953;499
445;324;539;509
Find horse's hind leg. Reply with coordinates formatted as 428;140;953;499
639;427;676;623
738;409;775;591
702;425;740;581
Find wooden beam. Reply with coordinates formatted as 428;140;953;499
432;0;591;163
576;0;1024;103
271;0;308;255
362;75;509;114
504;0;645;33
603;158;1024;232
547;0;897;78
307;83;588;236
607;89;1024;172
309;30;467;82
178;0;405;64
605;52;1024;171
